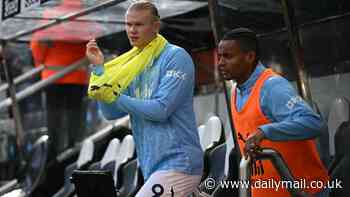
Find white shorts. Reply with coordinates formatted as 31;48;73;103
136;170;202;197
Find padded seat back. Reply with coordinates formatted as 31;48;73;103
24;135;49;194
199;143;226;195
100;138;121;169
77;139;94;169
330;122;350;197
199;116;223;151
328;97;350;156
212;148;239;197
114;135;135;187
198;125;207;151
206;116;222;147
118;159;142;197
117;135;135;164
53;139;95;197
327;97;350;197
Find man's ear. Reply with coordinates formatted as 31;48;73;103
153;20;161;34
246;51;256;64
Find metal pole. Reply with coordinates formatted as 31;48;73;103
0;58;88;110
280;0;313;104
239;156;251;197
208;0;221;117
0;42;25;164
0;65;44;93
208;0;242;161
2;0;126;41
208;0;223;45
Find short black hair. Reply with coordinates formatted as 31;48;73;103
222;27;260;61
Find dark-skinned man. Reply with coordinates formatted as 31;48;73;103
217;28;329;197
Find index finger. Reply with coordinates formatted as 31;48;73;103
88;35;96;41
86;42;99;49
87;39;96;44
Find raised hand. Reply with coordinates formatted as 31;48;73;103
86;39;104;65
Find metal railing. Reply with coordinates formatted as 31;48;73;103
0;65;44;93
239;156;252;197
0;58;89;110
239;148;311;197
0;179;18;196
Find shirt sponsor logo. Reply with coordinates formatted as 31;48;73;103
166;69;186;80
286;96;303;109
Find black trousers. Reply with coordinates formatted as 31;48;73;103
45;84;87;158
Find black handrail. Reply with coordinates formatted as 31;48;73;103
239;148;311;197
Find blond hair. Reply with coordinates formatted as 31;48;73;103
127;1;160;21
